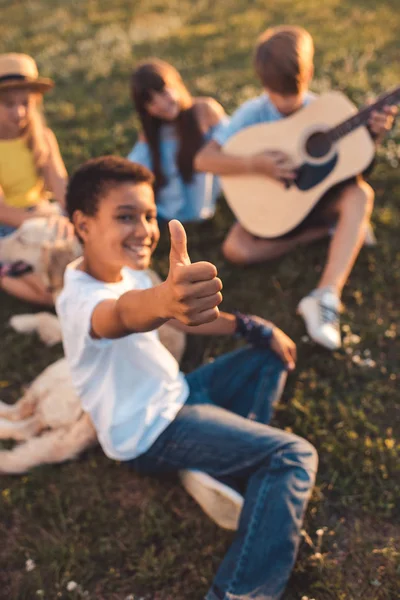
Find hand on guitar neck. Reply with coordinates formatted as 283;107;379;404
368;104;398;144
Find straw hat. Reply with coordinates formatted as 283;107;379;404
0;53;54;93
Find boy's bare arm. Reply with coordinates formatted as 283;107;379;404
170;311;296;370
169;311;237;335
90;220;223;340
0;195;28;227
195;140;296;181
195;140;252;175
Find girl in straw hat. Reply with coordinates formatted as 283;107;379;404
0;53;74;305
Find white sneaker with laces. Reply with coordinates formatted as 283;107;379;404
180;470;244;531
298;289;341;350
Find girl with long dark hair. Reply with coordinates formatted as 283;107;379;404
128;59;227;223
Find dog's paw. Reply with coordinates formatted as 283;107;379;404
36;313;62;346
9;314;39;334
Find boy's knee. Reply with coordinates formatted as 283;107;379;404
339;182;374;217
357;181;374;215
222;235;252;265
283;437;319;478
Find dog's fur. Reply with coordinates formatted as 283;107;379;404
0;216;82;292
0;219;186;474
0;316;185;474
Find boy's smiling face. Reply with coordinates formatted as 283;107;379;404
75;182;160;282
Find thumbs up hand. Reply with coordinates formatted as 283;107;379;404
165;220;222;325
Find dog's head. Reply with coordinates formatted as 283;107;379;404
0;218;82;297
40;238;81;298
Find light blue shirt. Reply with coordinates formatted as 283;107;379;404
213;92;316;146
128;119;228;222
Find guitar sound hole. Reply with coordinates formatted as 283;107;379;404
305;131;332;159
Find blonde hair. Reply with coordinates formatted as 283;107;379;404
22;94;50;173
254;25;314;95
0;89;50;174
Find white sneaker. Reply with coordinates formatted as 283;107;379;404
180;470;244;530
298;289;341;350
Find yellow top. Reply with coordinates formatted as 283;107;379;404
0;137;46;208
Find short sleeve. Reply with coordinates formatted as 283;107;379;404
212;100;262;146
57;284;119;353
206;116;230;141
127;140;152;170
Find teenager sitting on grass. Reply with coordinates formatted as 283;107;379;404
0;53;74;305
57;155;317;600
128;59;227;224
195;25;397;350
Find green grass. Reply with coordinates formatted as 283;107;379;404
0;0;399;598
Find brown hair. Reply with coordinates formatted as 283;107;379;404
254;26;314;95
130;59;204;192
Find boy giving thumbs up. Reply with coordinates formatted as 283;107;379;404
57;157;316;600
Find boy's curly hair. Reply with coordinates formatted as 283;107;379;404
254;26;314;95
66;155;154;221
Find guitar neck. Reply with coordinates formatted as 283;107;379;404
328;86;400;143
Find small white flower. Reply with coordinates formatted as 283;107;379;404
36;592;44;598
66;581;78;591
26;558;36;572
349;334;361;344
384;329;396;338
301;335;310;343
352;354;361;364
364;358;376;368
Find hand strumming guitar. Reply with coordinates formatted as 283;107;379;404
249;150;297;185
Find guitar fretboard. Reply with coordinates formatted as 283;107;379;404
327;86;400;143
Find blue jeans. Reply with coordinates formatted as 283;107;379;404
132;347;318;600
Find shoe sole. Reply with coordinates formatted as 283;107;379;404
180;470;244;531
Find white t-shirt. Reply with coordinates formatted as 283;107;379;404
56;260;189;461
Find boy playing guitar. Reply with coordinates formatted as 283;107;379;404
196;25;397;350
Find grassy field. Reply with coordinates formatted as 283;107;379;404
0;0;399;598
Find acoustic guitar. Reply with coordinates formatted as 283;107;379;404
220;87;400;238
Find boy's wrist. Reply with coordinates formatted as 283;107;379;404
155;281;174;320
245;155;256;174
233;311;274;348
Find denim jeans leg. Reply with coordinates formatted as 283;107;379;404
186;346;288;425
131;401;318;600
206;436;318;600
